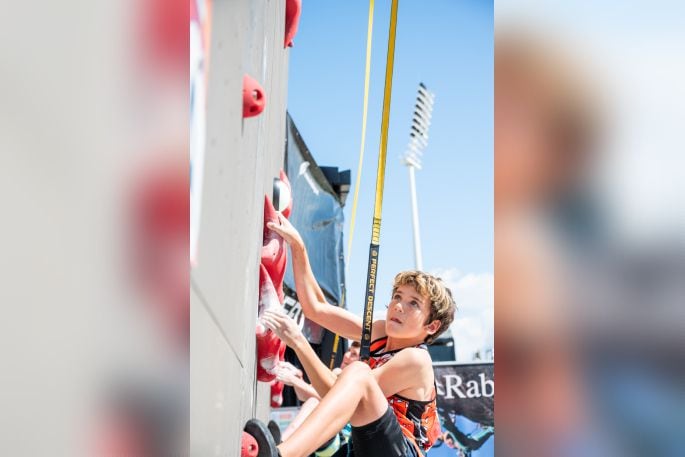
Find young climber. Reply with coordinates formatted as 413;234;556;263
247;214;456;457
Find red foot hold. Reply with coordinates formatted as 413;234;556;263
244;419;278;457
284;0;302;48
241;431;259;457
243;74;266;118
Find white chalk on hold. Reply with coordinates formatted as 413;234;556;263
256;320;267;337
258;281;282;316
260;356;278;371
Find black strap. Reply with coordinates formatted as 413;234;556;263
360;243;379;360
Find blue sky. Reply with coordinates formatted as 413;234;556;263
287;0;493;358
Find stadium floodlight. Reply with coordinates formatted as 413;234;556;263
401;82;435;271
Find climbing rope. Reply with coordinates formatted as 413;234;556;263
360;0;399;361
345;0;375;271
329;0;375;369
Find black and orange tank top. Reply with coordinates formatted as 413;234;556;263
366;337;442;453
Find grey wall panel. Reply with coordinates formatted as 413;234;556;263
191;291;253;456
191;0;289;455
255;382;273;423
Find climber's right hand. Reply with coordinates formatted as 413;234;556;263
266;213;304;249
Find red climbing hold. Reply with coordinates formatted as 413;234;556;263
261;196;286;304
256;263;286;382
256;327;285;382
284;0;302;48
243;74;266;118
262;195;281;241
241;431;259;457
256;174;293;383
257;263;282;327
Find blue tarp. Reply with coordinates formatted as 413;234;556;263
283;113;347;345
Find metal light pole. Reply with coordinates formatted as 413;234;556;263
401;83;435;271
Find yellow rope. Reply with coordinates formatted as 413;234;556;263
361;0;399;359
328;288;344;369
345;0;375;271
373;0;398;232
332;1;375;370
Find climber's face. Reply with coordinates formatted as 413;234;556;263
384;284;437;342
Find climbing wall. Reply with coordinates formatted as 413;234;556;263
190;0;292;455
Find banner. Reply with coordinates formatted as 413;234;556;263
428;363;494;457
283;113;349;349
269;407;301;435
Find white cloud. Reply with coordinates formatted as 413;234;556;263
431;267;494;362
